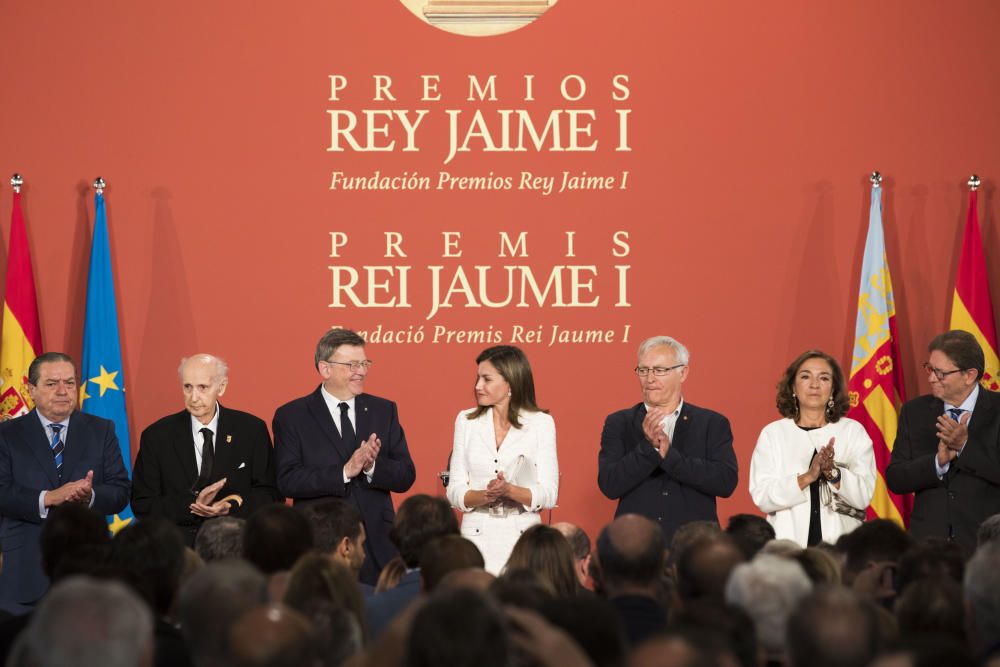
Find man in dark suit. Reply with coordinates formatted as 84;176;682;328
598;336;738;544
0;352;130;612
132;354;281;546
273;329;416;586
886;330;1000;557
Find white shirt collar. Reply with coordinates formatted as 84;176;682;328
321;386;356;413
36;411;70;432
190;402;221;437
945;384;979;414
644;398;684;418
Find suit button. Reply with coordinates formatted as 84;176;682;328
948;492;956;499
662;490;669;496
657;516;663;521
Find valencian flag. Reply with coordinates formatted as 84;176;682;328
0;178;43;420
80;183;134;534
847;177;911;526
949;180;1000;391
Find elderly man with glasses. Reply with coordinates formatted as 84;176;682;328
887;329;1000;557
597;336;738;543
273;328;416;585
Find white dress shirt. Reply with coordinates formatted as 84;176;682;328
644;399;684;444
320;386;374;482
190;403;221;474
37;412;95;518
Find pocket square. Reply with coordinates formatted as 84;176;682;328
238;462;246;470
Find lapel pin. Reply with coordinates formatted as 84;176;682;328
683;416;688;421
226;435;232;444
364;407;368;412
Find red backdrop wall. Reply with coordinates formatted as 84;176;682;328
2;1;1000;541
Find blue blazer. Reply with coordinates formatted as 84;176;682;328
0;410;130;607
272;388;416;581
597;401;738;543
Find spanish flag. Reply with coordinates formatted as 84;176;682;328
950;185;1000;391
0;184;43;420
847;178;911;526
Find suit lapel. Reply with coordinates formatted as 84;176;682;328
307;388;352;463
354;394;370;447
631;403;647;445
965;390;997;456
214;404;235;477
171;411;199;484
23;410;59;486
673;403;692;447
61;412;86;479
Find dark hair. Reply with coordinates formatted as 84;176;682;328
669;601;759;667
929;330;985;381
405;589;511;667
896;538;964;593
390;494;458;568
283;553;368;642
243;504;315;574
40;505;111;579
27;352;75;386
505;525;578;598
725;514;775;560
420;535;486;592
895;578;966;643
836;518;914;583
194;516;246;563
538;596;628;667
786;587;882;667
562;524;592;561
110;516;187;615
977;513;1000;547
675;535;745;603
597;516;666;589
298;499;363;554
466;345;545;429
314;328;366;369
775;350;850;422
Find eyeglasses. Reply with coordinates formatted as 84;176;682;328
324;360;373;372
922;362;965;381
634;364;686;377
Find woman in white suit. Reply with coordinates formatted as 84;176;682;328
750;350;876;547
446;345;559;574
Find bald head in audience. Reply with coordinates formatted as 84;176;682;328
597;514;666;596
229;605;319;667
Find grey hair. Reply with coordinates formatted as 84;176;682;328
194;516;247;563
977;513;1000;548
26;576;153;667
638;336;690;365
724;554;813;654
964;541;1000;652
178;354;229;383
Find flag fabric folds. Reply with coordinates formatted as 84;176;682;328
950;187;1000;391
80;190;135;534
0;189;43;420
847;184;911;526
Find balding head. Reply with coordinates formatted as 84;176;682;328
676;535;745;605
228;605;319;667
179;354;229;425
596;514;665;594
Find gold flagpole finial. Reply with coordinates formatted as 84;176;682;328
10;174;23;193
870;171;882;188
93;177;106;194
968;174;981;191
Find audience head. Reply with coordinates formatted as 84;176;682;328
539;596;628;667
283;552;367;642
724;513;775;560
195;516;246;562
244;503;314;574
667;521;721;568
837;519;914;586
504;524;578;597
553;521;593;588
896;538;964;593
375;555;407;593
390;494;459;568
229;604;320;667
963;540;1000;657
792;547;842;586
178;559;269;667
436;568;496;593
894;578;966;643
724;554;813;657
597;514;666;594
786;586;882;667
39;504;111;579
298;499;366;575
490;568;557;610
977;513;1000;548
109;516;186;616
420;535;485;592
675;534;745;605
669;600;758;667
405;588;511;667
25;576;153;667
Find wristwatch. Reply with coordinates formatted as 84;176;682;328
825;467;842;484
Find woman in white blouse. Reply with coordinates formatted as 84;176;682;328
446;345;559;574
749;350;876;547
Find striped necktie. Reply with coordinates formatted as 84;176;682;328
947;408;965;422
50;423;65;474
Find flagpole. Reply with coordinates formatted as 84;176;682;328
10;174;23;193
870;170;882;188
968;174;980;191
93;176;106;194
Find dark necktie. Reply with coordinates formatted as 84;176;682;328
196;427;215;490
947;408;965;422
339;402;356;446
50;424;64;477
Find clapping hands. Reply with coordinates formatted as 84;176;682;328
345;433;381;479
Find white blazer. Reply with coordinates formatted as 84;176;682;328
446;407;559;573
749;417;876;547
